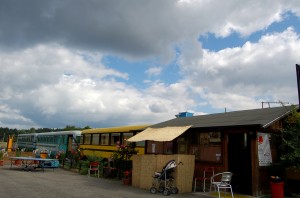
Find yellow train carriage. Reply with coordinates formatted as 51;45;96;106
80;125;149;159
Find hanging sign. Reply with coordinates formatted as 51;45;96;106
257;133;272;166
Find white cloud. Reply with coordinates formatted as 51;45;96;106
180;28;300;111
0;104;37;129
1;1;300;128
0;44;193;128
145;67;163;77
1;1;299;62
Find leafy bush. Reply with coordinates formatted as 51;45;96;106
280;107;300;170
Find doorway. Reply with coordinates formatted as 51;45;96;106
228;133;252;194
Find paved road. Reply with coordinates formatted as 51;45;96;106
0;165;212;198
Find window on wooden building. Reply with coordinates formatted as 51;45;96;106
189;132;222;163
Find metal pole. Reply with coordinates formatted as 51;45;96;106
296;64;300;105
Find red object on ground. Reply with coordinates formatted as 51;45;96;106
270;182;284;198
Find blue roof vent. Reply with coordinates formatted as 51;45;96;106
175;112;194;118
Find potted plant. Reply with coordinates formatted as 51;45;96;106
15;148;21;157
103;158;118;178
39;148;48;159
0;150;4;166
14;148;22;165
122;170;132;185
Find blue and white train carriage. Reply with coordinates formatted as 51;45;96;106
17;131;82;155
16;133;38;151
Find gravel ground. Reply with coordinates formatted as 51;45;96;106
0;165;213;198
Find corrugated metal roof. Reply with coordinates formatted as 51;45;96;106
150;106;296;129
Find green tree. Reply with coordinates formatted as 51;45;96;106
280;107;300;170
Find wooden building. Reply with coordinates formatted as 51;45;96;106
129;106;296;196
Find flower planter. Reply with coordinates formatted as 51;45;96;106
122;178;132;185
40;153;48;159
103;167;117;178
270;182;284;198
14;159;22;165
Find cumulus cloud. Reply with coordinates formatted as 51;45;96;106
180;28;300;111
0;0;300;128
0;44;193;128
1;1;299;61
0;104;36;129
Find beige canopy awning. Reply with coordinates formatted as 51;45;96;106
127;125;192;142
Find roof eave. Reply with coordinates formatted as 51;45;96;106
262;106;297;128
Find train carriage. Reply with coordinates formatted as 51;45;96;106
17;131;82;155
16;133;38;151
80;125;149;159
35;131;82;154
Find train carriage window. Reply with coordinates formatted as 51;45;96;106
122;133;133;145
62;135;66;144
110;133;120;145
54;136;58;144
92;134;100;145
100;134;109;145
84;134;92;145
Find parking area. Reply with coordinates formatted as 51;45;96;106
0;164;213;198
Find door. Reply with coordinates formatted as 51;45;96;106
228;133;252;194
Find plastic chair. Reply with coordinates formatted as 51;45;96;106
88;162;100;177
210;172;234;198
194;166;215;192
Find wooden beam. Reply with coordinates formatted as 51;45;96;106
251;131;259;196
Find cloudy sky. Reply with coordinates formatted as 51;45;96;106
1;0;300;129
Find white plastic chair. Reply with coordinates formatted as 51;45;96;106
88;162;100;177
210;172;234;198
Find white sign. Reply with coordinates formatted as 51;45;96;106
152;143;156;153
257;133;272;166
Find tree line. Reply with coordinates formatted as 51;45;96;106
0;125;91;142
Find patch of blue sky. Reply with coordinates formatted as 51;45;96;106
102;55;181;89
192;104;226;115
199;11;300;52
102;55;148;84
153;58;181;85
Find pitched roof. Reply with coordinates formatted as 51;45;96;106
151;106;297;129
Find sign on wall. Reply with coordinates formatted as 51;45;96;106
257;133;272;166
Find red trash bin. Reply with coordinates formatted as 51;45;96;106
270;182;284;198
